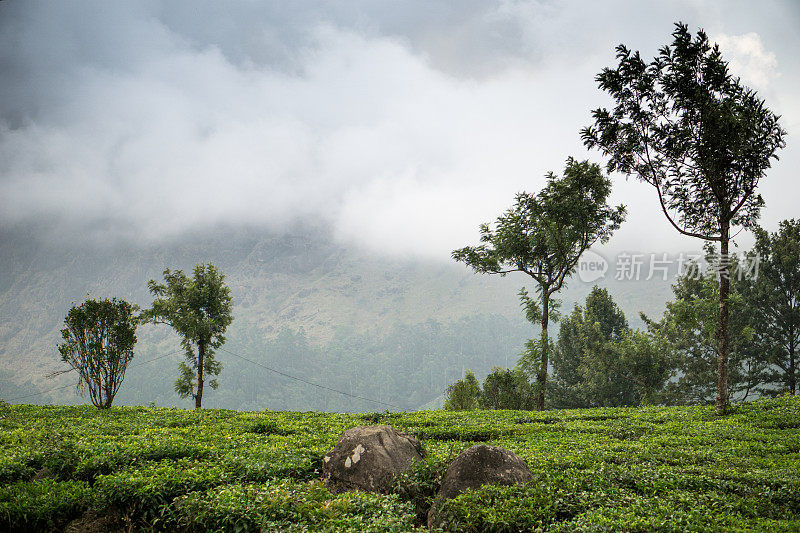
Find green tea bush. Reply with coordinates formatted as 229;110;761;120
94;458;230;520
387;452;455;524
0;397;797;530
165;480;422;532
0;479;91;532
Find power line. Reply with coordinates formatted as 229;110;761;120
5;383;76;403
219;346;402;411
6;346;403;411
4;350;181;404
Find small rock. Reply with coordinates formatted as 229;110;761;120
428;444;534;528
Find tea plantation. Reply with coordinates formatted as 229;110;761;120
1;397;798;532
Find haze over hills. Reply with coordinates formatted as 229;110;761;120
0;224;675;411
0;1;797;413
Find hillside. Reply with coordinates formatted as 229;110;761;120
0;225;674;411
1;397;798;531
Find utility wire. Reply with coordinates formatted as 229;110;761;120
5;383;76;403
7;346;403;412
219;346;402;411
5;350;181;403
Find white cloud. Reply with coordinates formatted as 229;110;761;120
713;32;779;90
0;2;797;260
0;7;596;257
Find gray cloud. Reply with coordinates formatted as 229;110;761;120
0;0;797;258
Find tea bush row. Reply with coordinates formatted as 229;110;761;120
0;397;798;531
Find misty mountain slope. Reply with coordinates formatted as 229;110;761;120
0;226;673;410
0;226;525;407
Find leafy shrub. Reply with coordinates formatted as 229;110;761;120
0;398;797;531
0;479;91;532
94;459;229;521
387;453;455;524
165;480;422;532
247;421;295;436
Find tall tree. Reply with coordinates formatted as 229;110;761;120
551;286;631;407
516;286;559;392
145;263;233;409
582;23;786;413
745;220;800;394
453;158;625;410
57;298;138;409
550;286;673;408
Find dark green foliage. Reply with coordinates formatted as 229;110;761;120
582;22;786;414
247;420;295;436
551;287;673;408
552;286;630;407
387;453;454;525
0;399;799;531
57;297;138;409
453;158;625;409
744;220;800;395
0;479;91;532
581;22;785;239
480;367;537;410
644;249;766;404
144;263;233;409
613;330;676;406
444;370;481;411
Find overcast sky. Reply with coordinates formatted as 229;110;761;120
1;0;797;260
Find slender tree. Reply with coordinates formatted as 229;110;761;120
582;23;786;413
57;298;138;409
516;286;559;397
745;220;800;394
453;158;625;410
144;263;233;409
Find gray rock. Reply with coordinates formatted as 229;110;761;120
322;424;425;493
428;444;533;528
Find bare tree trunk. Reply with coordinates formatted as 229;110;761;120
536;291;550;411
716;222;731;415
196;339;205;409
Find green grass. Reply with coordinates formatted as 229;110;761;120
0;397;798;531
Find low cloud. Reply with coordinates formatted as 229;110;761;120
0;1;797;259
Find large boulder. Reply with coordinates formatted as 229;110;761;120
428;444;534;528
322;425;425;493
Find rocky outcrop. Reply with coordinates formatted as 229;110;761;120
322;425;425;493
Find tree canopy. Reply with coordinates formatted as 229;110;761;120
443;369;481;411
551;287;672;408
582;22;786;414
481;366;537;410
744;220;800;395
643;249;764;404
